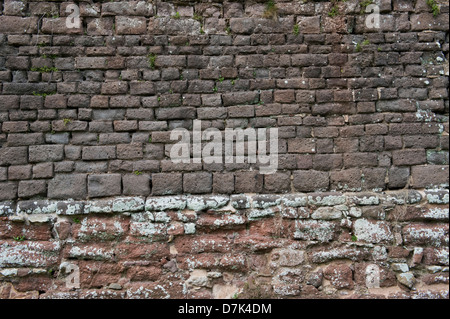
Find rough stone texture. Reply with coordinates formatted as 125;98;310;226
0;190;448;299
0;0;448;300
0;0;447;200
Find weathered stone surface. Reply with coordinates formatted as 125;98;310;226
88;174;122;198
324;264;354;290
294;220;337;242
353;219;394;244
48;174;87;200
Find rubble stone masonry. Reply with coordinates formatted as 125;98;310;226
0;0;449;299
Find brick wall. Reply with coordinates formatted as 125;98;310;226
0;0;449;299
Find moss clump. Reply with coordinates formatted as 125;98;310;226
263;0;278;19
427;0;440;16
30;66;59;73
147;53;157;70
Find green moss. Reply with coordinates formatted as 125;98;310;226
263;0;278;19
427;0;440;16
355;39;370;52
147;53;157;70
193;14;203;22
32;91;56;97
30;66;59;73
41;54;58;59
360;0;374;14
328;5;339;17
293;24;300;36
13;235;26;242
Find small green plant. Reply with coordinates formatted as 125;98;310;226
32;91;56;97
147;53;157;70
172;12;181;19
63;118;71;126
148;136;152;143
263;0;278;19
230;79;236;86
427;0;440;16
134;170;143;176
30;66;59;73
226;27;232;35
73;217;81;224
193;14;203;22
293;24;300;36
328;5;339;17
218;77;225;83
13;235;26;242
355;39;369;52
41;54;57;59
213;86;218;93
351;234;358;242
200;27;205;34
360;0;374;14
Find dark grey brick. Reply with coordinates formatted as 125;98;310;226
88;174;122;198
48;174;87;199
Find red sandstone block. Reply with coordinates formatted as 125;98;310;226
354;263;397;288
0;218;52;241
174;235;233;254
115;242;169;261
78;261;124;289
324;264;354;289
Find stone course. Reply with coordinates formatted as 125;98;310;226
0;190;448;299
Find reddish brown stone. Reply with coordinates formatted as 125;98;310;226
323;264;354;290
